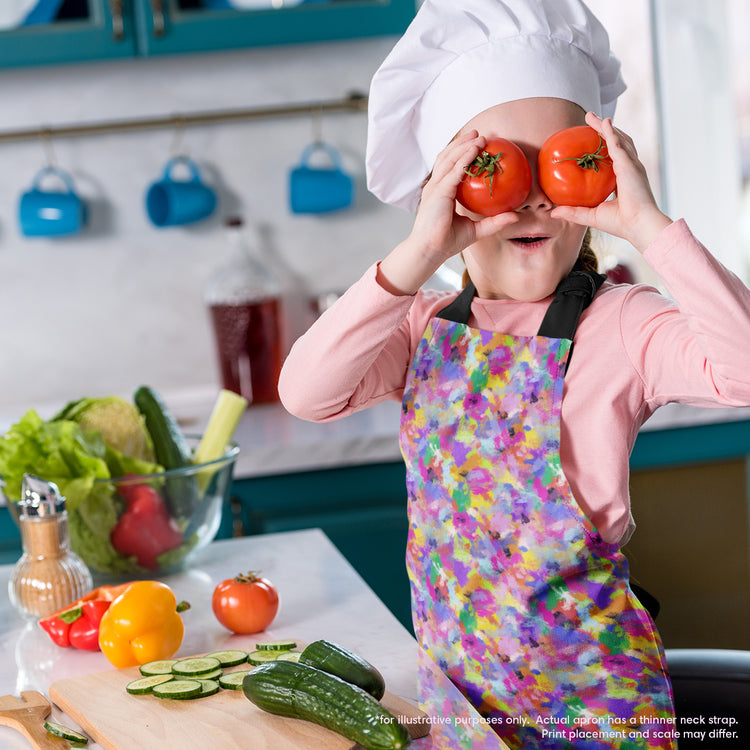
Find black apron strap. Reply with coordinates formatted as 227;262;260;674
537;270;606;340
434;269;605;370
436;281;476;323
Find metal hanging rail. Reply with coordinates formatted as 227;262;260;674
0;91;368;144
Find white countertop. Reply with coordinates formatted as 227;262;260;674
0;528;507;750
3;387;750;481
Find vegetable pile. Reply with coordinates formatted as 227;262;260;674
125;639;411;750
0;386;247;574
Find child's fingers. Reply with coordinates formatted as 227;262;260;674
473;211;521;239
550;204;597;227
429;131;485;185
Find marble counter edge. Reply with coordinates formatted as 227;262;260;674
3;389;750;482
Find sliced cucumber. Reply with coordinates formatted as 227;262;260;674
152;679;203;700
193;666;224;681
172;656;222;676
218;670;253;690
140;659;178;676
126;674;175;695
247;649;289;666
275;651;301;662
205;649;249;667
44;721;89;744
255;639;297;652
188;679;221;699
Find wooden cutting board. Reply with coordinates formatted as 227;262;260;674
49;644;430;750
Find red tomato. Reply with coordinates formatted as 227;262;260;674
538;125;616;207
456;138;532;216
211;572;279;634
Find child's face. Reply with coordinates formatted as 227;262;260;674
458;97;589;301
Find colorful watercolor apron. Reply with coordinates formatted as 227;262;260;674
401;271;677;750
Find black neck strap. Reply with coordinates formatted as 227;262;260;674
436;269;605;366
536;269;606;340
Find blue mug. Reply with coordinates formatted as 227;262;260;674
289;142;354;214
18;166;87;238
146;156;217;227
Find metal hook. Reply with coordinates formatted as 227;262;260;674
39;128;56;167
169;115;188;158
311;105;324;145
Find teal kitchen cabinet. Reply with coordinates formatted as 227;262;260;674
0;1;136;69
138;0;416;58
0;0;416;69
231;461;414;634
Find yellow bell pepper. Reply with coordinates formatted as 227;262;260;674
98;580;189;668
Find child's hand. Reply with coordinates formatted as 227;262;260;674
378;131;519;295
415;130;520;261
550;113;671;252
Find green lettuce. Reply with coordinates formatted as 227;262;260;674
0;409;163;573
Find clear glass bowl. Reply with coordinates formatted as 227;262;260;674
7;436;239;577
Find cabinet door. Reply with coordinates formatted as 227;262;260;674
0;0;136;69
134;0;415;57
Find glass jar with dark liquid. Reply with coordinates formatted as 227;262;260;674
206;217;283;404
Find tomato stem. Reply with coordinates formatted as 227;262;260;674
234;571;261;584
463;150;504;196
554;135;611;172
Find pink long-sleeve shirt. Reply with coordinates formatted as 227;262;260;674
279;220;750;544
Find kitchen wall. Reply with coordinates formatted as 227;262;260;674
0;2;658;420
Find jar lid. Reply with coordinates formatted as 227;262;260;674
19;474;66;517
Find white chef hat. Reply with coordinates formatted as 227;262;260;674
366;0;626;212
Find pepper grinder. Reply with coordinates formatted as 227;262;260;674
8;474;92;619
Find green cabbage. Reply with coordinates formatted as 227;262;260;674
53;396;155;462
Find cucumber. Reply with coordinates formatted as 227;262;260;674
205;649;249;667
255;639;297;651
126;674;175;695
44;720;89;744
172;656;222;676
219;670;253;690
299;639;386;700
276;651;301;662
152;679;203;700
134;385;199;520
243;661;410;750
188;679;220;699
139;659;178;676
248;649;287;666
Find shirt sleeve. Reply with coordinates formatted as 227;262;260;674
621;219;750;410
277;263;418;422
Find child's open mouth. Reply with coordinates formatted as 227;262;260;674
510;235;550;248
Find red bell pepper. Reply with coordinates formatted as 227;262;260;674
110;484;183;570
38;582;132;651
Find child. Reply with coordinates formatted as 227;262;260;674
278;1;750;747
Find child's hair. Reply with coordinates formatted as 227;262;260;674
461;228;598;288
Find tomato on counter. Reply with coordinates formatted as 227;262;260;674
212;572;279;634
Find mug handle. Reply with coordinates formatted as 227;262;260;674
161;155;202;183
296;142;346;171
30;166;77;194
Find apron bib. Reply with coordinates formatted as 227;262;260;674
400;272;677;750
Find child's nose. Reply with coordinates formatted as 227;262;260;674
518;155;554;211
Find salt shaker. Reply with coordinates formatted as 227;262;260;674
8;474;92;619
